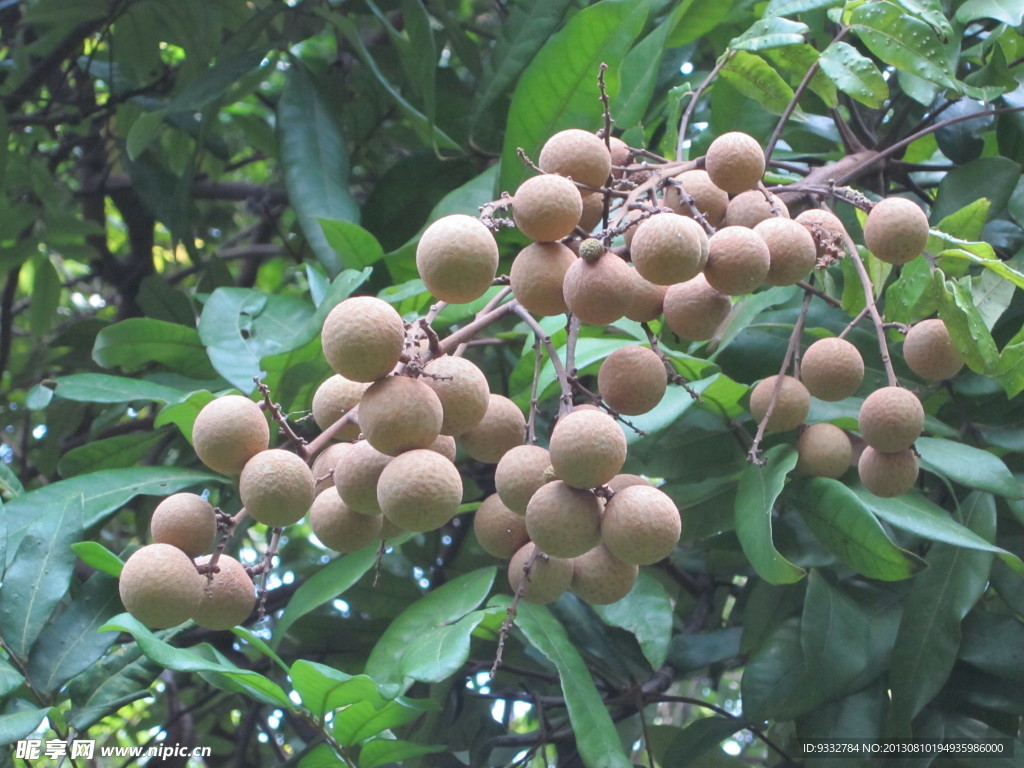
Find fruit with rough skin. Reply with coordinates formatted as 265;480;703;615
421;355;490;436
664;169;728;227
863;197;929;265
754;217;818;286
150;493;217;558
538;129;612;188
510;242;576;317
629;213;708;286
495;444;551;514
704;131;765;194
800;337;865;401
903;318;964;381
578;191;605;232
240;449;315;527
473;493;530;559
608;473;651;492
427;433;457;462
858;386;924;453
192;554;255;630
703;226;771;296
796;423;852;479
608;136;631;178
507;543;573;605
379;515;404;541
722;189;790;229
415;214;499;304
549;409;626;490
377;449;463;532
795;208;846;263
858;446;919;497
334;440;392;515
192;395;269;476
749;375;810;432
601;485;681;565
525;481;602;558
311;375;367;441
662;274;732;341
322;296;406;383
459;394;527;464
119;543;202;629
562;248;634;325
309;489;382;553
357;376;444;456
597;345;667;416
512;174;583;242
624;267;668;323
571;545;638;605
311;442;351;496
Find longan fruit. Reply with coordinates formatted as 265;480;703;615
863;197;930;265
192;395;269;476
662;274;732;342
704;226;771;296
421;355;490;436
578;191;605;232
601;485;681;565
357;375;444;456
754;217;817;286
513;174;583;242
311;442;351;496
427;433;458;462
562;249;634;325
416;214;499;304
597;345;667;416
458;394;527;464
239;449;315;527
495;444;552;514
321;296;406;383
119;543;202;629
150;493;217;558
629;212;709;286
507;543;573;605
571;545;638;605
858;446;919;497
525;481;602;558
608;136;632;178
334;439;391;515
311;374;367;441
796;423;853;479
903;318;964;381
704;132;765;194
624;267;668;323
310;488;382;553
664;169;728;227
607;473;652;492
377;449;463;532
192;554;255;631
722;189;790;229
509;242;576;317
749;375;810;432
473;493;530;559
800;337;865;401
538;129;612;188
795;208;846;262
858;386;924;453
549;409;626;490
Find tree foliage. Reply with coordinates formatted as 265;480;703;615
1;0;1023;766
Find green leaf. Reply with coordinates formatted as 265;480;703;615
849;2;957;90
299;743;348;768
932;156;1021;224
960;609;1024;682
819;40;889;108
154;390;215;442
399;610;489;684
887;493;996;735
0;495;83;660
891;0;955;39
661;716;745;767
93;318;217;379
937;276;1001;374
0;707;51;745
67;641;161;730
799;571;869;702
592;569;673;670
956;0;1024;25
765;44;838;108
507;598;633;768
28;253;61;337
499;0;649;192
735;445;805;584
611;4;685;128
57;429;171;478
290;660;386;720
916;436;1022;499
319;220;385;270
765;0;841;14
359;738;446;768
334;697;440;747
729;17;809;52
741;618;814;721
70;542;124;577
126;108;166;161
718;50;796;115
791;478;925;581
51;373;184;404
167;49;267;113
277;62;359;276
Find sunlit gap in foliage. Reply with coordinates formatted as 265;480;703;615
680;61;694;75
332;598;351;618
32;425;46;440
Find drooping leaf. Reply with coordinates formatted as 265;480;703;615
955;0;1024;25
70;542;124;578
57;429;172;478
66;642;163;730
359;738;446;768
93;318;217;379
399;610;490;684
765;0;841;15
799;571;870;702
290;660;386;720
0;708;51;745
729;17;809;52
915;436;1022;499
319;221;385;271
718;50;796;115
661;716;746;767
937;275;1001;374
592;569;673;670
51;373;184;404
819;41;889;108
334;697;440;747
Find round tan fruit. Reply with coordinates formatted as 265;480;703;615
513;174;583;242
858;386;924;453
578;191;605;232
608;136;632;177
421;355;490;436
629;212;709;286
864;197;930;265
621;208;644;249
379;515;404;540
662;274;731;341
597;345;667;415
509;242;577;317
549;409;626;490
602;485;681;565
376;449;463;532
311;442;351;496
459;394;527;464
311;375;367;441
754;217;817;286
239;449;315;527
704;226;771;296
508;543;573;605
473;493;530;559
704;132;765;194
749;375;810;432
571;545;638;605
795;208;846;262
495;444;552;514
119;543;202;629
310;489;382;553
624;268;668;323
192;395;269;476
150;493;217;558
525;481;602;558
538;129;613;188
321;296;406;382
796;423;852;479
608;473;651;492
192;554;255;631
334;439;391;515
427;433;458;462
903;318;964;381
664;169;728;227
357;376;444;456
800;337;865;401
858;446;919;497
722;189;790;229
562;249;634;325
416;214;499;304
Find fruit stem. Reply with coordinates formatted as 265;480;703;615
846;234;899;387
510;301;574;415
642;322;703;402
677;50;735;161
491;544;542;679
254;377;309;460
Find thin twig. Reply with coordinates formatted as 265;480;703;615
845;234;898;386
491;545;542;678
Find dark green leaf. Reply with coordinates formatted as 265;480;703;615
932;156;1021;223
667;627;742;672
167;49;267;113
334;698;440;747
800;571;869;702
0;707;51;745
729;18;809;52
52;373;184;404
849;2;957;90
959;609;1024;682
57;429;171;478
28;253;61;337
290;660;386;720
93;318;217;379
399;610;490;684
0;657;21;697
819;41;889;108
359;738;446;768
592;569;673;669
741;617;813;721
663;716;745;767
70;541;123;577
719;50;796;115
916;436;1022;499
67;640;161;730
299;744;348;768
